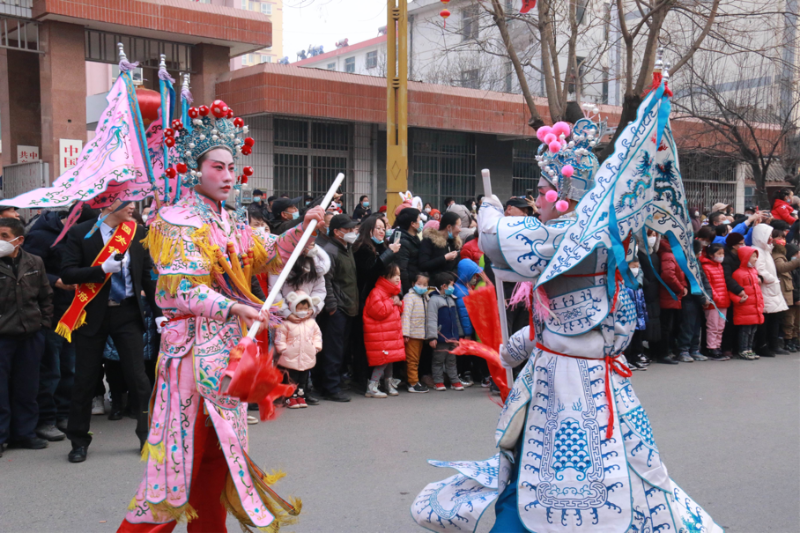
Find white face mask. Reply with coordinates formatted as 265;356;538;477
629;267;640;278
713;255;724;263
424;208;431;214
647;236;657;250
749;259;757;268
294;310;309;319
0;236;21;258
342;231;358;244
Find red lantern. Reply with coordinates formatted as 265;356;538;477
243;137;255;147
164;128;174;138
440;8;450;27
233;117;244;128
198;105;210;117
164;137;175;148
176;162;188;174
188;107;199;119
165;167;177;179
171;119;183;130
243;166;254;176
211;99;228;118
241;146;252;156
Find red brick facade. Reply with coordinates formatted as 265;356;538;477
32;0;272;51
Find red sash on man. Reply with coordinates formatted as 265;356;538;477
56;220;137;342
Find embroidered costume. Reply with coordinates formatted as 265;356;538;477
411;61;724;533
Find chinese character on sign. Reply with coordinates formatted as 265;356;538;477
59;139;83;175
17;145;40;163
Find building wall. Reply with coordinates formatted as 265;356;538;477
228;0;283;68
293;36;388;77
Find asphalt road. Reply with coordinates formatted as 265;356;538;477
1;354;798;533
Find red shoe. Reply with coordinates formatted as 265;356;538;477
297;397;308;408
451;382;464;391
434;383;446;391
285;397;301;409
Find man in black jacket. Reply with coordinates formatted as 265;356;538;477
394;208;422;295
319;214;359;403
60;201;160;463
0;217;54;455
22;205;98;442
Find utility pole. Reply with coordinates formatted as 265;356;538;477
386;0;408;223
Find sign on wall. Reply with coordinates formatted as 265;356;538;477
17;145;40;163
60;139;83;175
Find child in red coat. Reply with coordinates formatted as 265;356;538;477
729;246;765;360
363;264;405;398
700;244;732;360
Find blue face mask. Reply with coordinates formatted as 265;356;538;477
413;285;427;295
363;201;370;208
385;228;394;239
254;197;261;203
326;227;330;235
371;236;384;244
291;211;299;220
444;286;455;296
448;231;454;239
305;201;311;206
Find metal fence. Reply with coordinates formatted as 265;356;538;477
512;139;541;197
679;152;737;212
1;160;48;220
411;129;476;209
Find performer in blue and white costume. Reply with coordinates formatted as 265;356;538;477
411;62;724;533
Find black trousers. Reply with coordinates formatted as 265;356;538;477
0;332;45;444
721;306;738;354
66;299;151;448
319;310;352;396
285;368;309;398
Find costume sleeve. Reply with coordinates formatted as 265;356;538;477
145;218;236;321
250;222;306;276
501;326;535;367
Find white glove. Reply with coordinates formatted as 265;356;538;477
481;194;503;211
101;254;124;274
499;343;515;369
155;317;168;334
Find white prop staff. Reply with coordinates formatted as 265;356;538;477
246;172;345;339
481;168;515;389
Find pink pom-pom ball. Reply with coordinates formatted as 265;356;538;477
552;121;571;138
556;200;569;212
548;141;561;153
545;190;559;203
536;126;553;142
561;164;574;178
544;133;557;144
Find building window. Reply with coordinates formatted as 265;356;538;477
505;61;513;93
345;57;355;73
261;2;272;15
512;139;541;197
273;118;351;205
327;62;336;70
241;0;248;9
411;129;476;209
461;4;480;41
366;51;378;69
260;54;269;63
241;55;249;65
461;69;479;90
567;56;586;95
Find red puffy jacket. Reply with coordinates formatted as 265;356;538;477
460;238;483;264
657;239;687;309
699;253;731;308
729;246;765;325
772;198;797;225
363;276;406;366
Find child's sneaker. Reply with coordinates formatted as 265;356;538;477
748;351;760;360
481;376;493;388
434;383;446;391
460;373;474;387
738;351;756;361
390;378;402;389
690;351;708;361
451;382;464;391
297;397;308;408
286;398;301;409
386;379;399;397
365;380;387;398
408;383;429;393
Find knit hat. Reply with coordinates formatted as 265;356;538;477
285;290;320;315
725;232;744;247
787;243;800;259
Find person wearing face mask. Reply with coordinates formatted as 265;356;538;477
353;195;372;222
0;217;54;455
402;272;431;393
751;224;789;357
637;231;661;363
694;226;714;249
274;291;323;409
729;246;764;360
319;214;361;402
623;258;650;370
655;238;689;364
425;272;464;391
393;208;423;294
350;215;401;392
673;240;714;363
268;198;302;235
700;244;732;361
363;264;406;398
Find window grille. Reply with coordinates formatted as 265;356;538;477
411;129;476;208
366;51;378;69
345;57;355;73
512;139;541;197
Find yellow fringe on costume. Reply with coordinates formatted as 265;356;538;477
54;310;87;342
251;232;284;276
220;469;302;532
140;440;166;463
147;502;199;524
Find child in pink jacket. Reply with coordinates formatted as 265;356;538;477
274;291;323;409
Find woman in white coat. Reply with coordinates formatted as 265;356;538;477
268;243;330;318
752;223;787;356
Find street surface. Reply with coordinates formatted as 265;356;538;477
1;354;798;533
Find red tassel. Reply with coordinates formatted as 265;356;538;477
449;339;510;402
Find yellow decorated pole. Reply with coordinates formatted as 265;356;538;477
386;0;408;224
